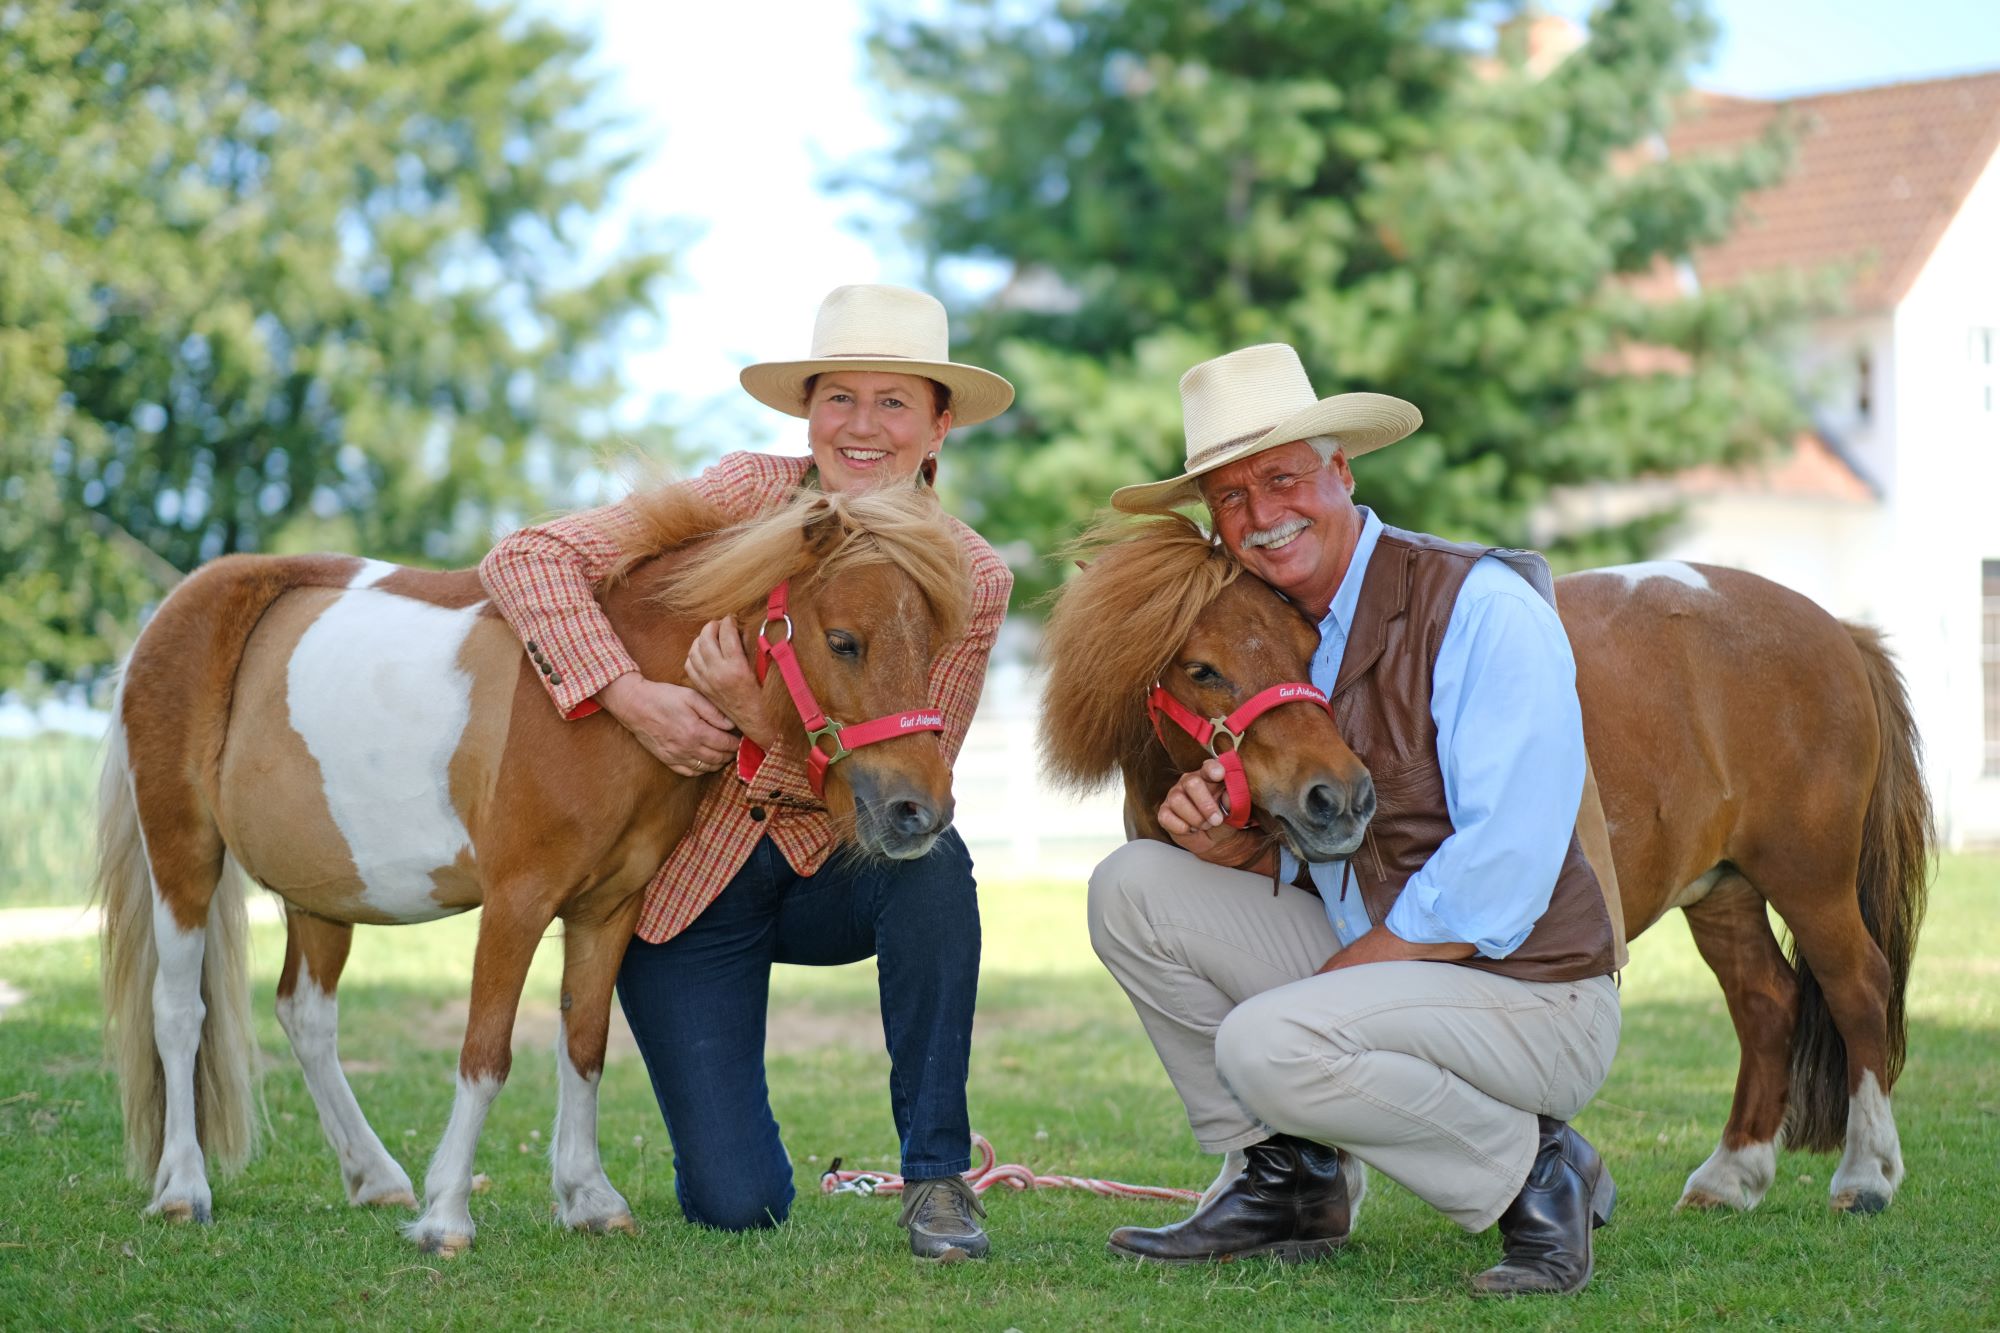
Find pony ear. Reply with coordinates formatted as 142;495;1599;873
802;495;844;557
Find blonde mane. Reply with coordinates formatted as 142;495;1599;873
610;482;971;641
1038;512;1242;793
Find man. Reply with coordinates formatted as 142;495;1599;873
1087;343;1622;1295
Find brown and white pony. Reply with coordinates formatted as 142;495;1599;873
98;485;971;1255
1041;519;1932;1216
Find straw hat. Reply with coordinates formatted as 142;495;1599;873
1112;343;1421;512
738;284;1015;427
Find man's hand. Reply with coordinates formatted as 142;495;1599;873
684;618;780;752
1317;928;1477;974
599;672;740;777
1158;759;1274;875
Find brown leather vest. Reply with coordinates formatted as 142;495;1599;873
1333;526;1617;983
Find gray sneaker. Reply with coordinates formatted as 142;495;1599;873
898;1175;989;1260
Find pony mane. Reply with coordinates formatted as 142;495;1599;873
1038;512;1242;793
611;482;971;641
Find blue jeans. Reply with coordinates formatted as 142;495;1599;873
615;831;981;1231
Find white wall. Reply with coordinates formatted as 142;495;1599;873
1883;143;2000;847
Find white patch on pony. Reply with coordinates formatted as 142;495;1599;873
287;590;481;922
1588;560;1712;593
1677;1137;1775;1211
275;949;415;1207
1828;1070;1903;1212
347;559;399;590
550;1020;633;1232
1671;866;1727;911
146;893;212;1222
406;1072;500;1256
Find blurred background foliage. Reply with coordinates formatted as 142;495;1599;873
0;0;676;693
0;0;1828;688
864;0;1828;598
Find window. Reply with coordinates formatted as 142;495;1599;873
1975;328;1998;416
1986;561;2000;776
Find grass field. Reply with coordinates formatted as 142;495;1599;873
1;837;1997;1328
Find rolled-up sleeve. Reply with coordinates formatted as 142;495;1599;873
1383;561;1585;958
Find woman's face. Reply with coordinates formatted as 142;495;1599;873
805;371;951;493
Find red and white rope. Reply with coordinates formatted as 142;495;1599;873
819;1133;1202;1203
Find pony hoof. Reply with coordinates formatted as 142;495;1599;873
1674;1190;1732;1212
361;1190;418;1209
419;1233;472;1258
1831;1189;1891;1215
151;1199;211;1225
596;1213;636;1236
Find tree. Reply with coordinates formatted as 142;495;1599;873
0;0;674;691
864;0;1821;598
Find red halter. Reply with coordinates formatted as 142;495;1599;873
733;580;945;798
1146;681;1334;829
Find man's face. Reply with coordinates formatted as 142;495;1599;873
1198;439;1361;617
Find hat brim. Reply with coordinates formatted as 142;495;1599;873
739;358;1016;428
1110;392;1422;514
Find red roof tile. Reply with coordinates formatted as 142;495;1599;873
1666;71;2000;311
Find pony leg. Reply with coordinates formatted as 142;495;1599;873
1780;899;1902;1213
1676;876;1796;1211
274;910;415;1208
146;888;216;1223
549;897;645;1234
406;890;557;1256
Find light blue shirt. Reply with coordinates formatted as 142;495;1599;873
1276;508;1586;959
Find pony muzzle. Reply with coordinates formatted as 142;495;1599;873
846;768;955;860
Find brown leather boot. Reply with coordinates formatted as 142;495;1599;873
1107;1134;1350;1264
1471;1116;1617;1296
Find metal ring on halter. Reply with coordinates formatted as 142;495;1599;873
760;613;795;646
1205;723;1242;758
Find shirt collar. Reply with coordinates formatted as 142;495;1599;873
1318;506;1383;645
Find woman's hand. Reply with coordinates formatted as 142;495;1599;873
1158;759;1273;874
685;619;780;752
599;672;740;777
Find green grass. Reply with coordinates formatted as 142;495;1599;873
0;734;99;908
2;858;1997;1330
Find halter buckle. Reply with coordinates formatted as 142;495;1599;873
1205;722;1242;759
806;717;848;764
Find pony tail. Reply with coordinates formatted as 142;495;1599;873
1784;625;1935;1151
97;674;260;1179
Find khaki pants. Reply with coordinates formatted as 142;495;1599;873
1087;839;1620;1231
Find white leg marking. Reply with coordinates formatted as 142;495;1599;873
406;1073;501;1256
147;895;212;1223
1678;1138;1776;1211
550;1021;633;1233
1671;866;1727;911
286;590;482;921
1586;560;1713;593
274;951;415;1207
1828;1071;1903;1212
1198;1150;1246;1211
347;559;399;589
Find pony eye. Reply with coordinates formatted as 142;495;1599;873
826;630;860;658
1183;662;1218;685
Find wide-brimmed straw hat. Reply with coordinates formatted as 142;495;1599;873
738;284;1015;427
1111;343;1421;513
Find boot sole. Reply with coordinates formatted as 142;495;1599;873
1106;1235;1347;1266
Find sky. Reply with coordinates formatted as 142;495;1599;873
561;0;2000;453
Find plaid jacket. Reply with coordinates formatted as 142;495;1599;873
477;451;1012;942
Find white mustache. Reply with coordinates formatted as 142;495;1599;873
1244;518;1310;549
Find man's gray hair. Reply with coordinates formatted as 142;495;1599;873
1305;435;1344;465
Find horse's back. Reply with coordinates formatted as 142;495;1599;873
1557;560;1877;926
207;555;520;924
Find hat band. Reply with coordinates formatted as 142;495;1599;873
1182;424;1278;473
808;351;921;361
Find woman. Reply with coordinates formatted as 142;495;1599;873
478;284;1014;1260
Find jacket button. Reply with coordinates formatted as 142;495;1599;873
525;640;539;653
538;661;553;676
769;791;781;800
548;672;563;686
749;807;766;822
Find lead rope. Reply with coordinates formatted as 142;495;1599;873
820;1132;1201;1203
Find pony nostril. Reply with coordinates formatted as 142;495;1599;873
1351;774;1376;823
892;800;935;838
1303;783;1341;824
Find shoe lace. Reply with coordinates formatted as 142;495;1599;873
898;1175;986;1230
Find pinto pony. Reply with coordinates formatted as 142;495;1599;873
98;485;971;1254
1042;523;1931;1217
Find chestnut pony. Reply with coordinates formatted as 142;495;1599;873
98;484;970;1255
1042;517;1931;1217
